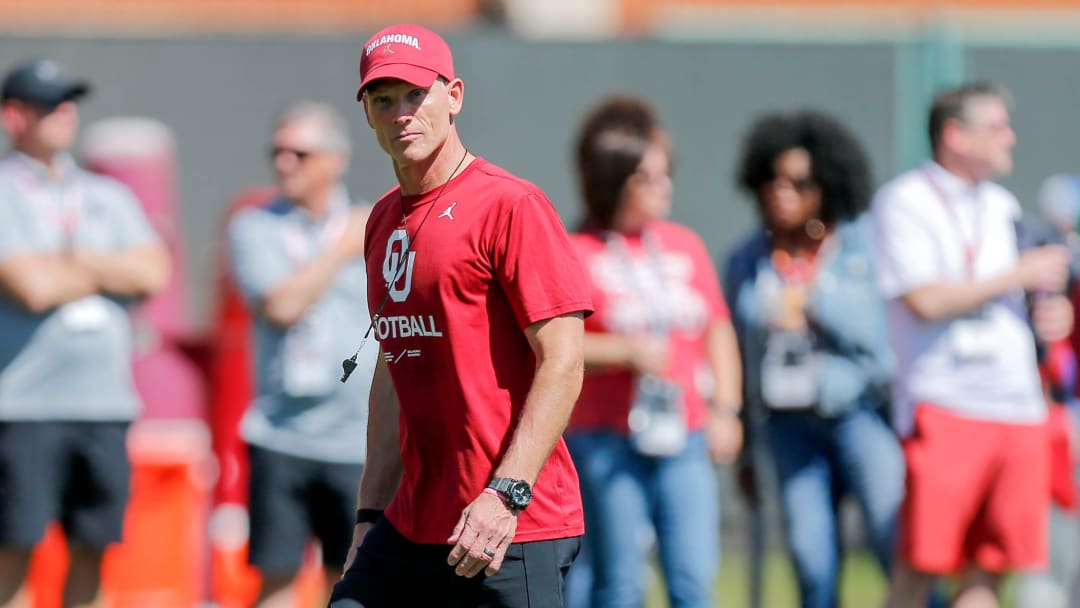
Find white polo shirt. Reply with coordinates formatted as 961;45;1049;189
871;161;1044;437
0;151;159;421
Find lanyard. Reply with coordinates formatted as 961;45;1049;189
340;149;470;383
923;168;982;279
605;229;671;337
6;158;83;247
771;242;822;286
768;226;839;285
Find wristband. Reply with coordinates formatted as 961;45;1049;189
355;508;383;525
483;487;506;502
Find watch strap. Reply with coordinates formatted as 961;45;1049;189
488;477;516;494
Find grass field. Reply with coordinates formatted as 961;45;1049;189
643;551;1020;607
643;551;883;607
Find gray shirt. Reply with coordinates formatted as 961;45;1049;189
227;188;375;464
0;151;158;421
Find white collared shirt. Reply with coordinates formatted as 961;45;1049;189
871;161;1044;436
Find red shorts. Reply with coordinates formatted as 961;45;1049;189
898;403;1050;575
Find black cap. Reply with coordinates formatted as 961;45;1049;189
1;59;90;108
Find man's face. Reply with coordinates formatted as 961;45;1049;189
7;100;79;154
362;78;462;167
269;118;344;202
957;96;1016;179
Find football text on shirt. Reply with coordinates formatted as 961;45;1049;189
375;314;443;340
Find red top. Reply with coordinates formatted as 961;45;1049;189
364;158;593;544
567;220;729;434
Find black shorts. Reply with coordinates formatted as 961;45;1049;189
0;420;130;549
329;517;580;608
247;444;363;575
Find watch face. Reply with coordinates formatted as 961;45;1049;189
509;481;532;510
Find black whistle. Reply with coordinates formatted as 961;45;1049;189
340;354;358;383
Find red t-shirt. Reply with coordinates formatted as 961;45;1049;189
364;158;593;544
567;220;729;434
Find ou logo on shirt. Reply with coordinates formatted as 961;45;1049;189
383;229;416;302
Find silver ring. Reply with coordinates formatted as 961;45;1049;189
483;548;496;558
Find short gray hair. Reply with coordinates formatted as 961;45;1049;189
928;82;1012;154
276;101;351;155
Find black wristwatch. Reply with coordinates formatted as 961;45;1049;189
487;477;533;511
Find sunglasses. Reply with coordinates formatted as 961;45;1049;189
768;175;817;193
269;146;318;162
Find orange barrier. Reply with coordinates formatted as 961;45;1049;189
206;186;330;608
208;508;327;608
29;421;213;608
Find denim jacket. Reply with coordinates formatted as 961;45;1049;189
723;215;894;420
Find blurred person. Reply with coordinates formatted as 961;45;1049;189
1013;199;1080;608
226;101;376;607
1040;175;1080;408
329;24;592;607
725;110;903;608
0;59;169;608
1013;220;1080;608
563;95;742;608
872;82;1072;608
1039;174;1080;246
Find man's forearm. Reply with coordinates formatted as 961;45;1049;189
76;245;170;299
494;313;585;486
262;247;349;328
0;253;99;313
356;356;404;510
902;272;1019;322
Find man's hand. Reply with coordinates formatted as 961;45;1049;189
446;492;518;578
334;206;369;261
341;522;375;576
1014;245;1070;293
1033;293;1074;343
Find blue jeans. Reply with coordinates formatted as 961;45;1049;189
764;407;905;608
565;431;719;608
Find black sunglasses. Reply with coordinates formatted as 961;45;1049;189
767;175;817;193
269;146;317;162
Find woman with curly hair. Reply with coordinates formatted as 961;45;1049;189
724;110;904;608
564;95;743;608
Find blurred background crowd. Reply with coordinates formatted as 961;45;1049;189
2;0;1080;607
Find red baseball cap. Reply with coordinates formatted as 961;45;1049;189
357;24;455;101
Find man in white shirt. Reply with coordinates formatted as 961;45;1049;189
872;82;1072;608
0;59;169;608
227;102;375;608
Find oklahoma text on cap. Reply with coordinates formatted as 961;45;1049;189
357;24;455;101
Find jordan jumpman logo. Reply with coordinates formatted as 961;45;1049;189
438;201;457;221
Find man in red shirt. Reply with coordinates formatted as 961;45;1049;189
329;24;593;608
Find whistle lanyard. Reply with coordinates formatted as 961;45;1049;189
6;157;83;248
339;149;470;383
923;168;983;280
606;229;671;337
